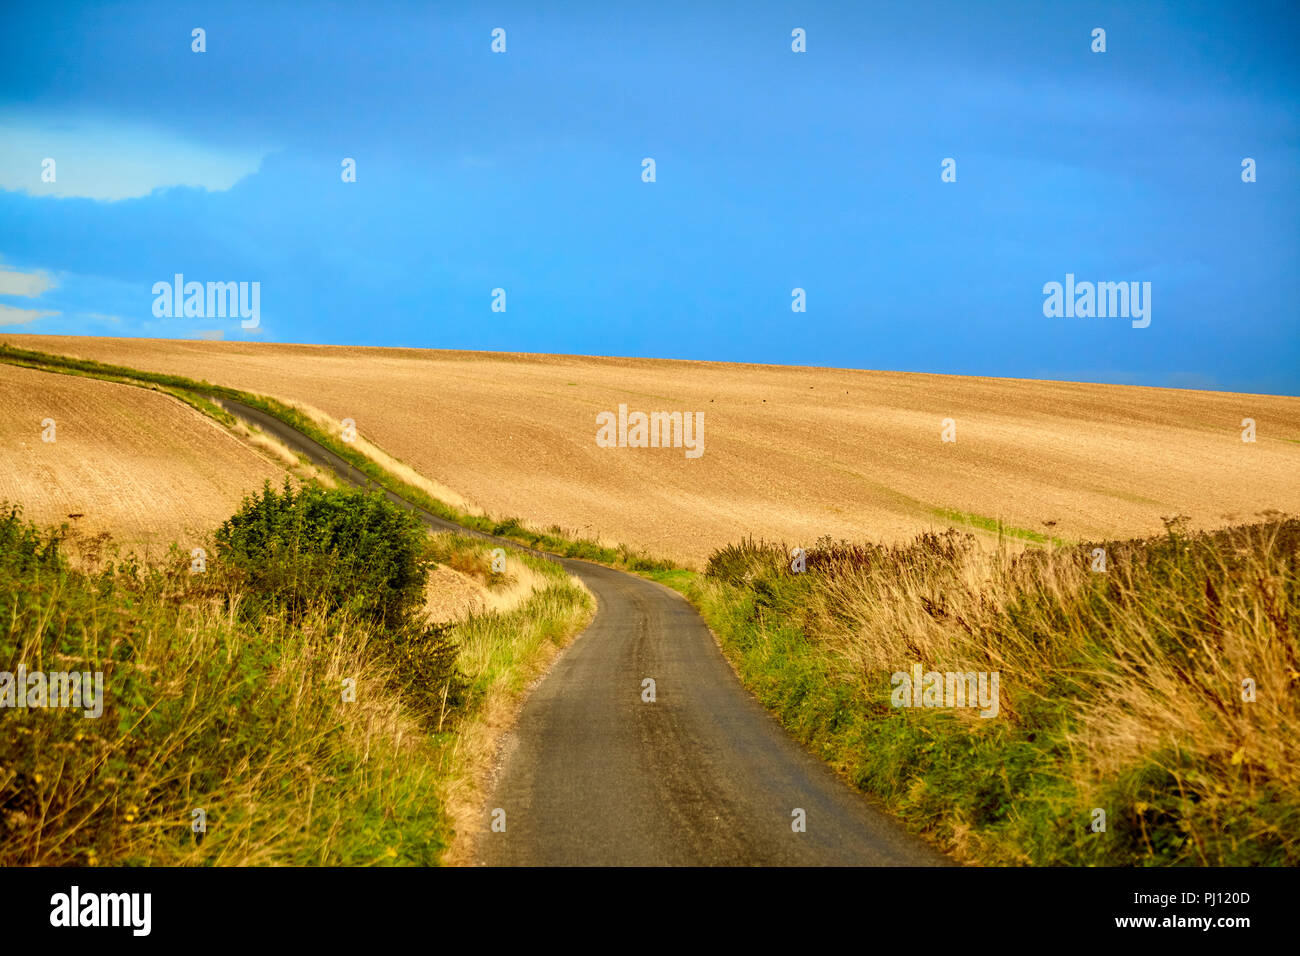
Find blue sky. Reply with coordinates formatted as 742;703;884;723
1;0;1296;394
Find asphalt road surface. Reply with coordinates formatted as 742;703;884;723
217;396;950;866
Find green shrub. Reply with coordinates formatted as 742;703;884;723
215;479;432;632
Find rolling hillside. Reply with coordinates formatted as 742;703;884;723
8;335;1299;565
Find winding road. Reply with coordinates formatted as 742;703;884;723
218;396;949;866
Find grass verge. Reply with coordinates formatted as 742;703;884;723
645;517;1299;865
928;507;1071;548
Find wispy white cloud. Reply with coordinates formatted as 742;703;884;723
0;304;59;325
0;266;55;297
0;262;60;325
0;114;268;201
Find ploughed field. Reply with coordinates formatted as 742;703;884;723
8;335;1300;566
0;362;283;554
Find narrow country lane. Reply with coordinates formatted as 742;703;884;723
217;396;949;866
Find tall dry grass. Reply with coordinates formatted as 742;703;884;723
696;516;1299;864
0;507;592;866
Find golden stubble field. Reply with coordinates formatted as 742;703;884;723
9;335;1300;566
0;363;284;554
